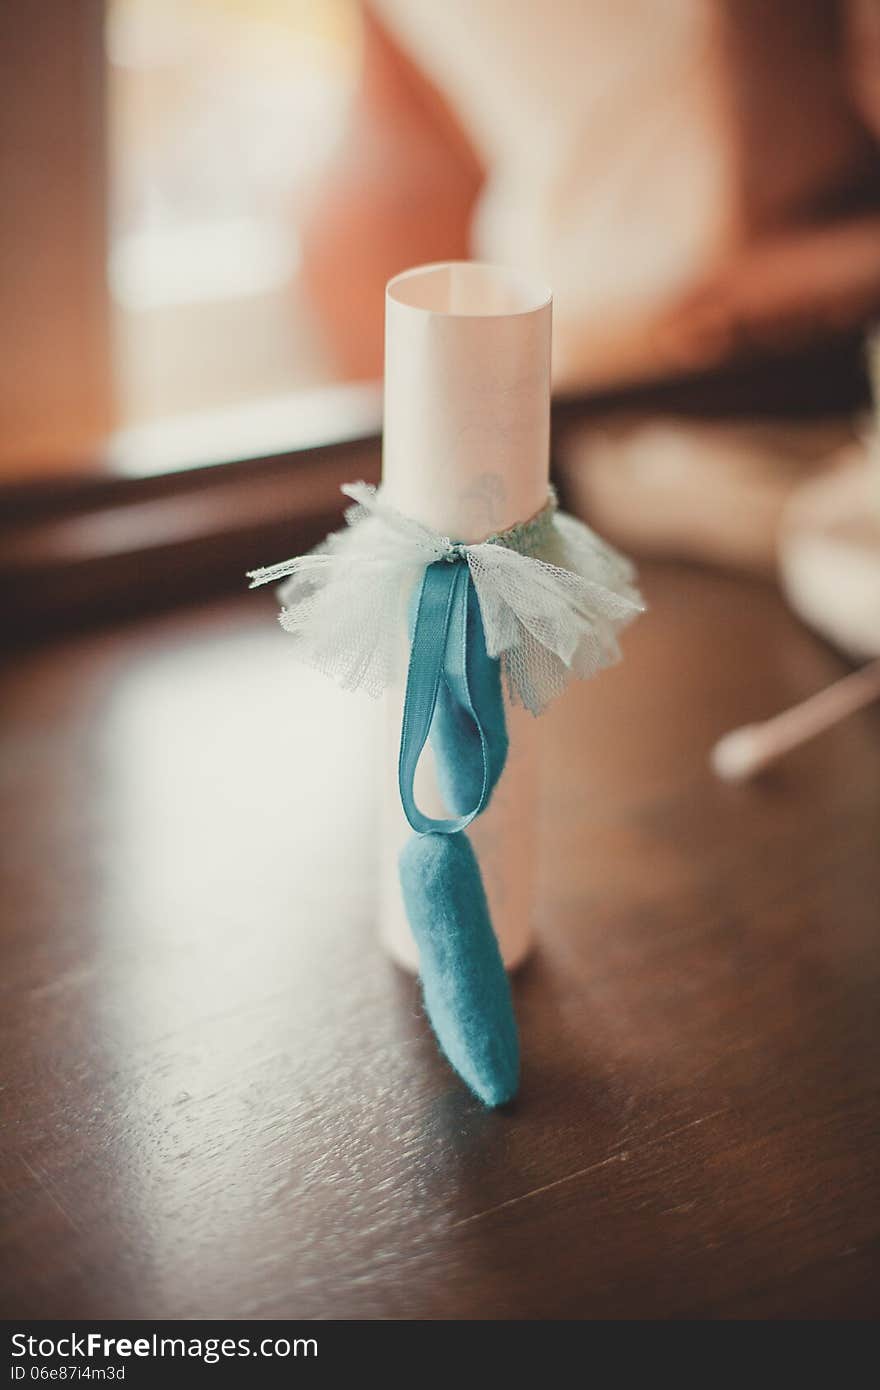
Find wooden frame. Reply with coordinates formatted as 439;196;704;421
1;336;870;643
0;0;113;470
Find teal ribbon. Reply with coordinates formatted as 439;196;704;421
398;560;492;835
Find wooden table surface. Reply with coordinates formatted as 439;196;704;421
2;561;879;1320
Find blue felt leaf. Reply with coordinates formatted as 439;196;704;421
400;831;519;1107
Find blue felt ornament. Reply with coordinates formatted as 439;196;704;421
248;482;643;1109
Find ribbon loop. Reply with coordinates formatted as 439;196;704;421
398;561;492;835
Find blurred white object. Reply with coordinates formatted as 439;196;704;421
779;330;880;657
712;659;880;781
375;0;727;388
557;415;854;574
714;330;880;778
374;0;880;390
557;347;880;780
779;452;880;659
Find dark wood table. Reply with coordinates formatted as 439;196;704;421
2;561;879;1320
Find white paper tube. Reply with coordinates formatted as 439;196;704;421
379;262;552;972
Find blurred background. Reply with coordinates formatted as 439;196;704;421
4;0;880;433
1;0;880;653
2;0;880;645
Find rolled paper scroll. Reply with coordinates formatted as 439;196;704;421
247;262;643;1106
380;262;553;974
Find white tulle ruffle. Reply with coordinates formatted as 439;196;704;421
247;482;644;715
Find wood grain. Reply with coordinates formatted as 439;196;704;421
1;563;878;1319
